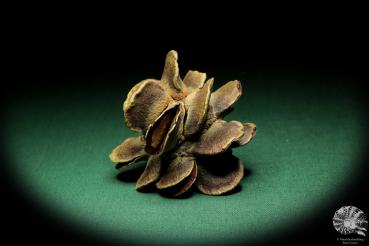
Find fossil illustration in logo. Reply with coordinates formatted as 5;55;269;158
333;206;367;236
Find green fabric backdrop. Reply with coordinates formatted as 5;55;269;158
3;69;367;245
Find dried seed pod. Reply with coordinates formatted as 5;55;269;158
195;154;244;195
183;78;213;138
162;102;186;152
191;120;244;156
156;156;195;190
235;123;257;146
145;102;184;155
110;50;256;197
109;137;146;166
159;162;198;197
136;155;162;190
172;163;198;197
123;79;173;132
183;70;207;92
208;80;242;120
161;50;185;100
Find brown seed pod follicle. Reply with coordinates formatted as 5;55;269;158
109;50;256;197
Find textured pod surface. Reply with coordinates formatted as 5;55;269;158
145;102;184;155
162;102;185;152
156;156;195;190
195;154;244;195
172;163;198;197
109;137;146;164
136;155;162;190
235;123;257;146
123;79;172;132
183;70;207;92
192;120;244;155
161;50;185;100
183;78;213;137
209;80;242;118
110;50;256;198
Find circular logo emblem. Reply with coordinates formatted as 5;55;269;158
333;206;368;236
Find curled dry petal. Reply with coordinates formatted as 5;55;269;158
183;70;207;92
109;137;147;168
161;50;185;100
123;79;172;132
235;123;257;146
195;154;244;195
191;120;244;156
156;156;195;190
145;102;184;155
172;162;197;197
183;78;213;138
163;102;185;152
209;80;242;118
136;155;162;190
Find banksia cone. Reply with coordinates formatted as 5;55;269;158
109;50;256;197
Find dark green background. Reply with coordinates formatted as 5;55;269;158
2;66;368;245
